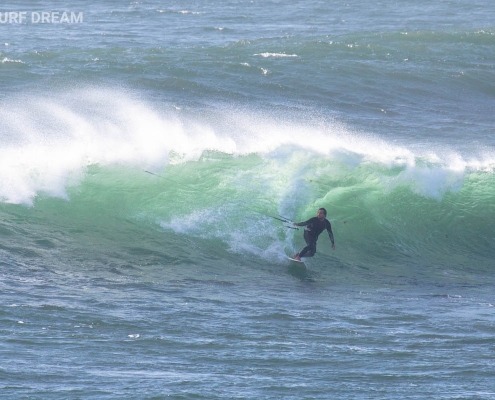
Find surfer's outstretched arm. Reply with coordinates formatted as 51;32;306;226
326;220;335;250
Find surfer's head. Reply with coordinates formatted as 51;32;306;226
317;208;327;220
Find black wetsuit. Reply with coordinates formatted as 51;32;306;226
295;217;334;258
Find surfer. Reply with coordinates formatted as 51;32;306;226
293;208;335;261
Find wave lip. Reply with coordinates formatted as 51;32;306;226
0;87;493;207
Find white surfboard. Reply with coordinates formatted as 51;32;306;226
288;257;306;267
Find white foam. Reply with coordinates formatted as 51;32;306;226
0;87;493;205
254;53;298;58
1;57;24;64
159;204;289;262
177;10;203;15
0;88;238;204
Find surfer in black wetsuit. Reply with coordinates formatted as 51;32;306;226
293;208;335;261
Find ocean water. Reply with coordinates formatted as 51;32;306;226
1;0;495;398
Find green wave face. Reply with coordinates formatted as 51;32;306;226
0;88;494;286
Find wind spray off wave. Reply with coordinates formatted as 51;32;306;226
1;87;493;205
0;88;236;204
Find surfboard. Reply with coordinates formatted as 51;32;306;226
288;257;306;267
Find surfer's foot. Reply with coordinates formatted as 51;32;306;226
293;254;301;261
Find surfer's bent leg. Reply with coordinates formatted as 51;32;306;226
299;243;316;258
299;231;317;258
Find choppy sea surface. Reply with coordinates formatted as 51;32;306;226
1;0;495;398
